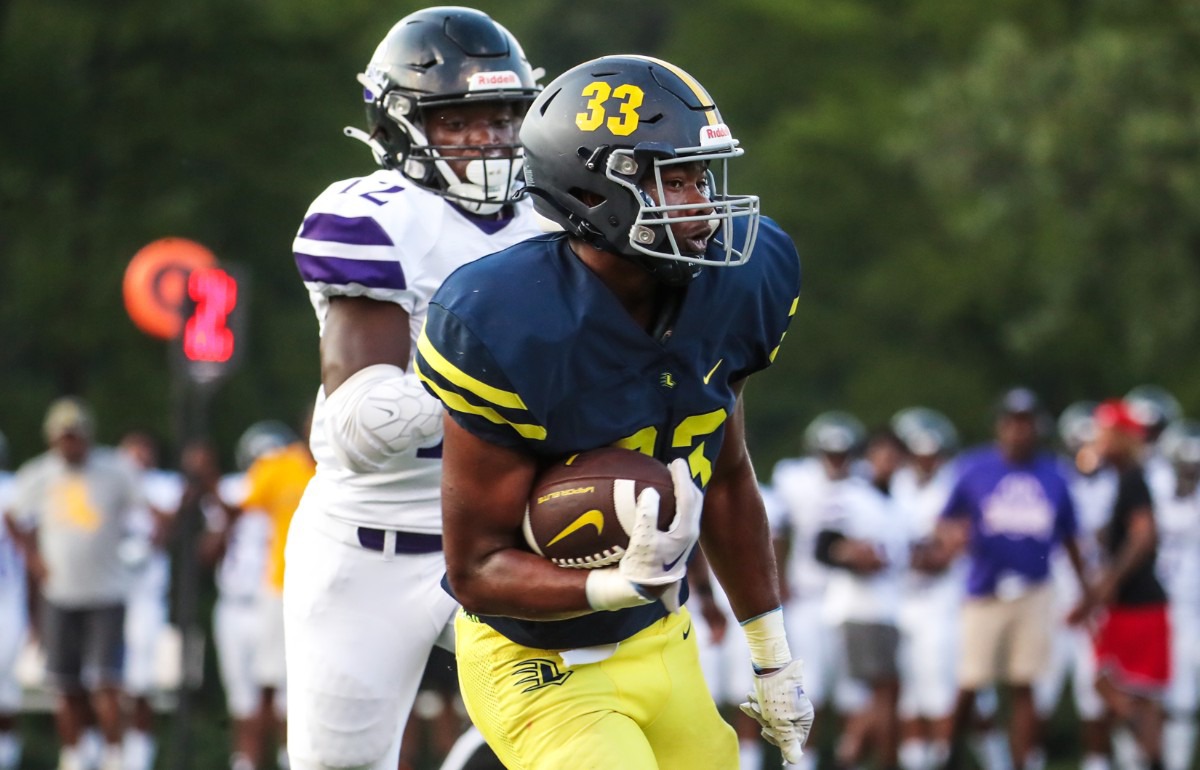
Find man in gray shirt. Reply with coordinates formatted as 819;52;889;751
7;397;142;770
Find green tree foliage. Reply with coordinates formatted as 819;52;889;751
2;0;1198;473
889;15;1200;434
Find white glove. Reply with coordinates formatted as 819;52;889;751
739;659;814;765
618;458;703;587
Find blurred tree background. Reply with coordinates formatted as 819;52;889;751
3;0;1199;767
3;0;1199;469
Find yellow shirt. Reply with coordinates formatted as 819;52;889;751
241;443;315;594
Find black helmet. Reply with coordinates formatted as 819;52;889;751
520;55;760;285
348;7;542;214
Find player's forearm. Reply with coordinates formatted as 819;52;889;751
700;471;782;623
447;545;595;621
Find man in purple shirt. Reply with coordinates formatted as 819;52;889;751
931;387;1091;770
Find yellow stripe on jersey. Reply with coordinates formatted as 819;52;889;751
417;326;530;410
628;55;718;125
769;295;800;363
414;357;548;441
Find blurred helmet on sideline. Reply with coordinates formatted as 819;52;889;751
235;420;298;471
804;411;866;455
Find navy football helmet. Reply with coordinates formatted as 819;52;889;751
520;55;760;284
348;7;542;214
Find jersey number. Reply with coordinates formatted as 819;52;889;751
614;409;728;487
575;82;645;136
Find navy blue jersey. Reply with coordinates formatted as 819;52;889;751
417;217;801;648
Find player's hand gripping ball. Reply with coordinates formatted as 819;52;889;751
523;447;677;568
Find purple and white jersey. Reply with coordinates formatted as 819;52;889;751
293;171;542;531
941;446;1077;598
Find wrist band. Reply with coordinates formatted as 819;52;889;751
741;606;791;671
585;568;654;611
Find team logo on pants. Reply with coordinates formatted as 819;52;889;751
512;658;574;693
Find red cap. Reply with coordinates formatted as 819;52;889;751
1094;399;1146;439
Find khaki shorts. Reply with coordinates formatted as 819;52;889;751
958;582;1054;689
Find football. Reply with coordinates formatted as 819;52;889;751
523;447;676;569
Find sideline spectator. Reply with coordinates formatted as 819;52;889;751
890;407;964;770
815;428;907;770
194;435;270;770
1151;420;1200;770
117;429;183;770
1072;399;1170;770
0;429;26;770
1034;402;1114;770
933;387;1091;770
8;398;142;770
237;417;314;770
772;412;871;770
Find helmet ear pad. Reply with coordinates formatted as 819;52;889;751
365;102;412;171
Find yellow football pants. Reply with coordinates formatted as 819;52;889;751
454;607;738;769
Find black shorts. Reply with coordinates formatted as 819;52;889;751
41;600;126;691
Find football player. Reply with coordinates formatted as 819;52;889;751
1032;402;1114;770
416;55;811;767
0;430;25;770
116;430;183;770
283;8;544;770
235;419;314;770
888;407;964;770
1149;420;1200;770
195;434;273;770
807;413;906;770
771;412;871;770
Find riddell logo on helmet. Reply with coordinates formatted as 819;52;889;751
699;123;733;147
468;71;521;90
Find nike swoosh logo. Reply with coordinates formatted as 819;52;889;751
682;622;692;640
547;509;605;546
703;359;724;385
662;549;687;571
